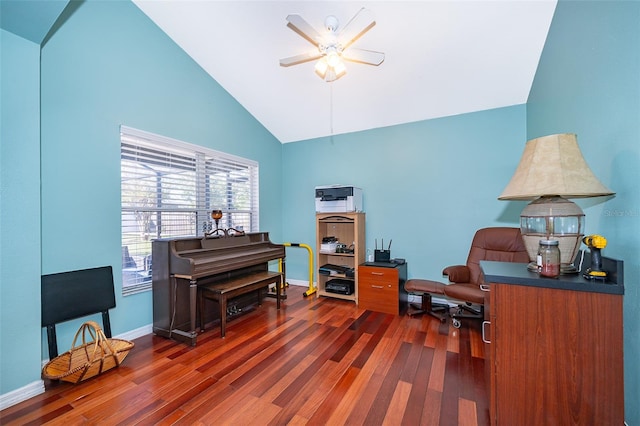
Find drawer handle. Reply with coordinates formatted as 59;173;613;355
371;272;384;276
371;285;385;289
480;284;490;292
482;321;491;344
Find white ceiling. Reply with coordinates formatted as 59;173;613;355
133;1;557;144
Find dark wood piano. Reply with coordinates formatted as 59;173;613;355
152;232;285;345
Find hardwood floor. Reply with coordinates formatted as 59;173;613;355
1;285;489;425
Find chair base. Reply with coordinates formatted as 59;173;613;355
407;293;449;323
450;303;483;328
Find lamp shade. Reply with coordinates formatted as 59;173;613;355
499;133;614;272
498;133;614;200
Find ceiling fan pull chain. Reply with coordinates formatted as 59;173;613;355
330;84;334;137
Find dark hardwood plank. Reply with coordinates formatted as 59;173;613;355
0;285;488;425
402;344;436;424
363;341;413;425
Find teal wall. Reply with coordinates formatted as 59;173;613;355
38;0;283;350
0;29;43;392
281;106;528;282
1;0;638;420
527;1;640;423
1;0;282;395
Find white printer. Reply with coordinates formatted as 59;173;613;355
315;185;363;213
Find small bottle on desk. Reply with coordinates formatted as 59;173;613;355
537;239;560;278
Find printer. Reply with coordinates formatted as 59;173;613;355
315;185;363;213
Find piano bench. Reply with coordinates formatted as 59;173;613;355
198;271;283;338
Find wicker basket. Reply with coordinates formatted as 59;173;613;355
42;320;134;384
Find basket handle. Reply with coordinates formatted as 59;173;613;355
71;321;117;360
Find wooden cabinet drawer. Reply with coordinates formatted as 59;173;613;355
359;283;398;315
359;279;397;300
359;266;400;315
359;266;398;284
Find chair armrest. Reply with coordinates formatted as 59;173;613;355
442;265;470;283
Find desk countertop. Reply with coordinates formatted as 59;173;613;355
480;259;624;295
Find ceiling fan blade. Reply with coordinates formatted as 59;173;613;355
279;52;323;67
338;8;376;50
342;48;385;66
286;14;322;47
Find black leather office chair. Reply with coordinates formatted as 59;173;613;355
405;227;530;327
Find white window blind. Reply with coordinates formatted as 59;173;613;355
120;126;259;295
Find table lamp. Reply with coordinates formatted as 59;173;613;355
498;133;614;273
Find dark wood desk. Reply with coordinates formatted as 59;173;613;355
481;257;624;425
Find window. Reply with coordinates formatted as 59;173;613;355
120;126;259;295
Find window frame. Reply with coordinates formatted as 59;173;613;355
120;125;259;296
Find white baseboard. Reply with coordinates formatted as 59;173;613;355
408;294;456;307
116;324;153;341
3;324;154;411
287;282;455;306
285;278;313;288
0;380;45;410
288;281;458;308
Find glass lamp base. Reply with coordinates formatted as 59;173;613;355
526;261;579;275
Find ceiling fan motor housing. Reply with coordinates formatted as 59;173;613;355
324;15;339;32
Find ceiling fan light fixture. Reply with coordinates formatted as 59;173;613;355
326;48;341;67
314;55;346;82
325;68;337;82
333;61;347;78
314;57;329;78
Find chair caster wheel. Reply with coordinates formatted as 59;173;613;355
452;319;461;329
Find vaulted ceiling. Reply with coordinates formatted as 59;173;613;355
133;1;557;143
2;0;557;144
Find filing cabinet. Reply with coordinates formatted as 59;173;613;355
358;263;407;315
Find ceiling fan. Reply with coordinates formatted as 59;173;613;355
279;8;385;82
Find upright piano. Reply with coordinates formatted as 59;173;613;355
152;232;285;345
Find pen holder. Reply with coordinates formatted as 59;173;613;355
374;249;391;263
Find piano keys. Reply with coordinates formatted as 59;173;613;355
152;232;285;345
